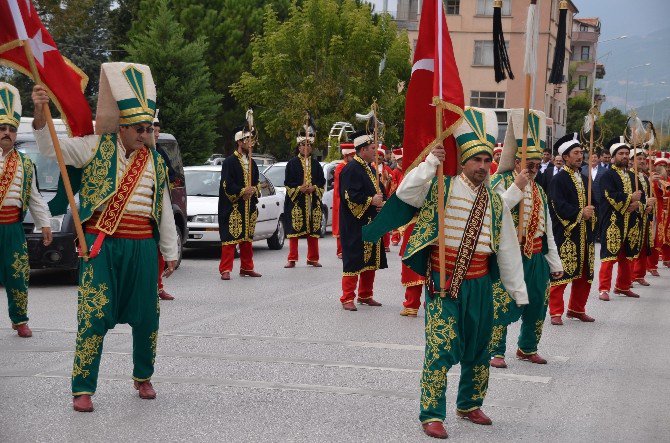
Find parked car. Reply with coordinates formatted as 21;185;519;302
209;153;277;170
16;130;189;282
205;153;224;165
262;161;338;237
184;166;285;250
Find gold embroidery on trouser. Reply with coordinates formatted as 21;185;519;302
72;334;104;379
488;324;505;354
420;367;447;411
11;251;29;282
150;331;158;365
10;288;27;315
470;365;489;401
77;267;110;331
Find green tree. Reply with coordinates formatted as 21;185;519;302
599;107;628;146
231;0;411;160
566;92;591;136
124;0;221;164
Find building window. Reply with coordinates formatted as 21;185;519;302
579;76;588;90
470;91;506;108
580;24;590;32
476;0;510;16
473;41;494;66
580;46;590;61
445;0;460;15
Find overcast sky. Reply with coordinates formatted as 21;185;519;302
575;0;669;39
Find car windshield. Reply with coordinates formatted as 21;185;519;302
263;165;286;188
185;170;220;197
15;140;60;191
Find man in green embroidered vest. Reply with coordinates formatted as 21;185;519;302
488;109;563;369
0;82;52;338
365;107;528;439
32;62;179;413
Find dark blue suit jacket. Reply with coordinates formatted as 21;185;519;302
581;164;608;206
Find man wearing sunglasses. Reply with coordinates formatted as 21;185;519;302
31;63;179;412
0;82;52;339
489;109;563;369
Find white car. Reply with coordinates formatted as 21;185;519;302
184;166;286;250
262;160;340;237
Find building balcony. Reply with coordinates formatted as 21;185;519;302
573;31;600;43
572;60;596;74
596;63;605;79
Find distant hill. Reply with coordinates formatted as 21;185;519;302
597;27;670;112
635;98;670;128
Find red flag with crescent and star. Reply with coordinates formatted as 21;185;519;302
0;0;93;136
402;0;464;175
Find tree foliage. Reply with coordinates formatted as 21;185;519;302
231;0;411;160
124;0;221;164
599;107;628;146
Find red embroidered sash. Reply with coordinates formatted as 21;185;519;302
88;148;151;258
0;149;19;210
523;182;542;258
441;183;489;299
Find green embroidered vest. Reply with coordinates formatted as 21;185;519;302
16;150;34;221
402;176;504;278
50;133;167;229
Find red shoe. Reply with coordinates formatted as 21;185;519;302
490;357;507;368
284;261;296;268
650;270;660;277
158;289;174;300
306;260;322;267
72;394;94;412
358;298;382;306
422;421;448;439
614;288;640;298
516;349;547;364
220;271;231;281
456;408;492;425
134;380;156;399
550;316;563;326
240;269;262;277
337;253;342;259
342;301;357;311
566;310;595;322
12;323;32;338
634;278;650;286
599;291;610;301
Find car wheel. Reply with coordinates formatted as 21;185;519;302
320;206;328;238
267;216;286;250
175;228;183;269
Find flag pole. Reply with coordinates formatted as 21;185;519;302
22;41;89;260
587;107;596;206
517;75;531;243
433;97;446;297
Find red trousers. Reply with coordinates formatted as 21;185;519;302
287;236;319;262
662;245;670;262
648;248;659;271
340;270;376;303
402;284;423;309
632;244;650;279
598;250;632;292
549;275;592;317
391;230;401;245
219;242;254;274
157;252;165;291
336;237;342;257
383;233;390;249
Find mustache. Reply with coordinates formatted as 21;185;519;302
1;136;11;140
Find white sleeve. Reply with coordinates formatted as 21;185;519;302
544;214;564;273
500;182;524;209
158;183;179;261
396;153;441;208
28;177;52;229
33;126;98;168
497;201;529;306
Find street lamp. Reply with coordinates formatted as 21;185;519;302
591;35;627;105
624;62;652;112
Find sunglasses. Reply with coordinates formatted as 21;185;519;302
0;125;18;133
131;125;154;135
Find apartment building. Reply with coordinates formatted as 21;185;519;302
569;17;606;103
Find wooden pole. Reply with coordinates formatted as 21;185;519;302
22;42;89;260
587;109;595;206
434;97;446;297
517;73;532;243
372;102;381;193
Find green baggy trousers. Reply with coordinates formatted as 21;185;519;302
72;233;159;396
0;221;29;325
420;271;494;423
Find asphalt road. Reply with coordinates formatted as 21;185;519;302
1;235;669;442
